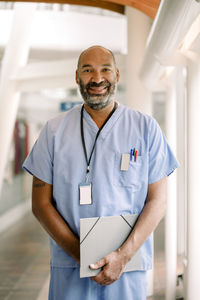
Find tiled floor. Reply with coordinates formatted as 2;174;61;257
0;213;49;300
0;213;182;300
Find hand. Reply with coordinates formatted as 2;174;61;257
89;250;127;286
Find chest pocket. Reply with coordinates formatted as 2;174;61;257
113;152;143;191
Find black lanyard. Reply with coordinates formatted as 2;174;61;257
81;102;117;182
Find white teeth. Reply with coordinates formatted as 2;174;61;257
90;87;106;91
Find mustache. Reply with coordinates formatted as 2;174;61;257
86;80;111;89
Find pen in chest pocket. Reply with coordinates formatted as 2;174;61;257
130;148;138;162
121;148;139;171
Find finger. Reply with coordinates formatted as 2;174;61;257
90;268;106;285
90;258;106;270
91;271;115;286
91;276;112;286
104;280;114;286
93;276;115;286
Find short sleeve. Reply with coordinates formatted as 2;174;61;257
22;122;54;184
148;118;179;184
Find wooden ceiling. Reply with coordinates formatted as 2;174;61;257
1;0;161;19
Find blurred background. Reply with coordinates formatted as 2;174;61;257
0;0;200;299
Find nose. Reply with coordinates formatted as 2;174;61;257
91;71;103;83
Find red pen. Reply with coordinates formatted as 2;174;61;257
134;150;138;162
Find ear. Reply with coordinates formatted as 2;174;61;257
116;68;120;82
75;70;79;84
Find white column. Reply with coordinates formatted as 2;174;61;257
125;6;152;115
185;55;200;300
176;67;186;256
125;7;153;296
165;73;177;300
0;3;36;194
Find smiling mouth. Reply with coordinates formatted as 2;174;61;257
88;86;108;94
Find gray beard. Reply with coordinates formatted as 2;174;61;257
84;96;113;111
78;79;116;111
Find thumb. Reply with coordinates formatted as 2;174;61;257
90;258;105;270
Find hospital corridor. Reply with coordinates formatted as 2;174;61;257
0;0;200;299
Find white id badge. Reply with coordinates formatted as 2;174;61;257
120;153;130;171
79;183;92;205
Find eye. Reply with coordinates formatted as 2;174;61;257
102;68;111;72
83;69;92;73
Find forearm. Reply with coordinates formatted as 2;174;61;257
33;202;80;263
32;176;80;264
90;178;167;286
90;198;166;286
120;198;166;263
119;178;167;263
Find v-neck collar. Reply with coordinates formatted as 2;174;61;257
82;103;124;139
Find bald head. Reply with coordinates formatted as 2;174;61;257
75;45;119;111
77;46;116;70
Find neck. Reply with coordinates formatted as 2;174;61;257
84;100;117;128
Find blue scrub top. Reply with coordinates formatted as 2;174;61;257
23;104;178;270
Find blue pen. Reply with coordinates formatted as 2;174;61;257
130;149;133;161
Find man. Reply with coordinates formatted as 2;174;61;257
23;45;178;299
